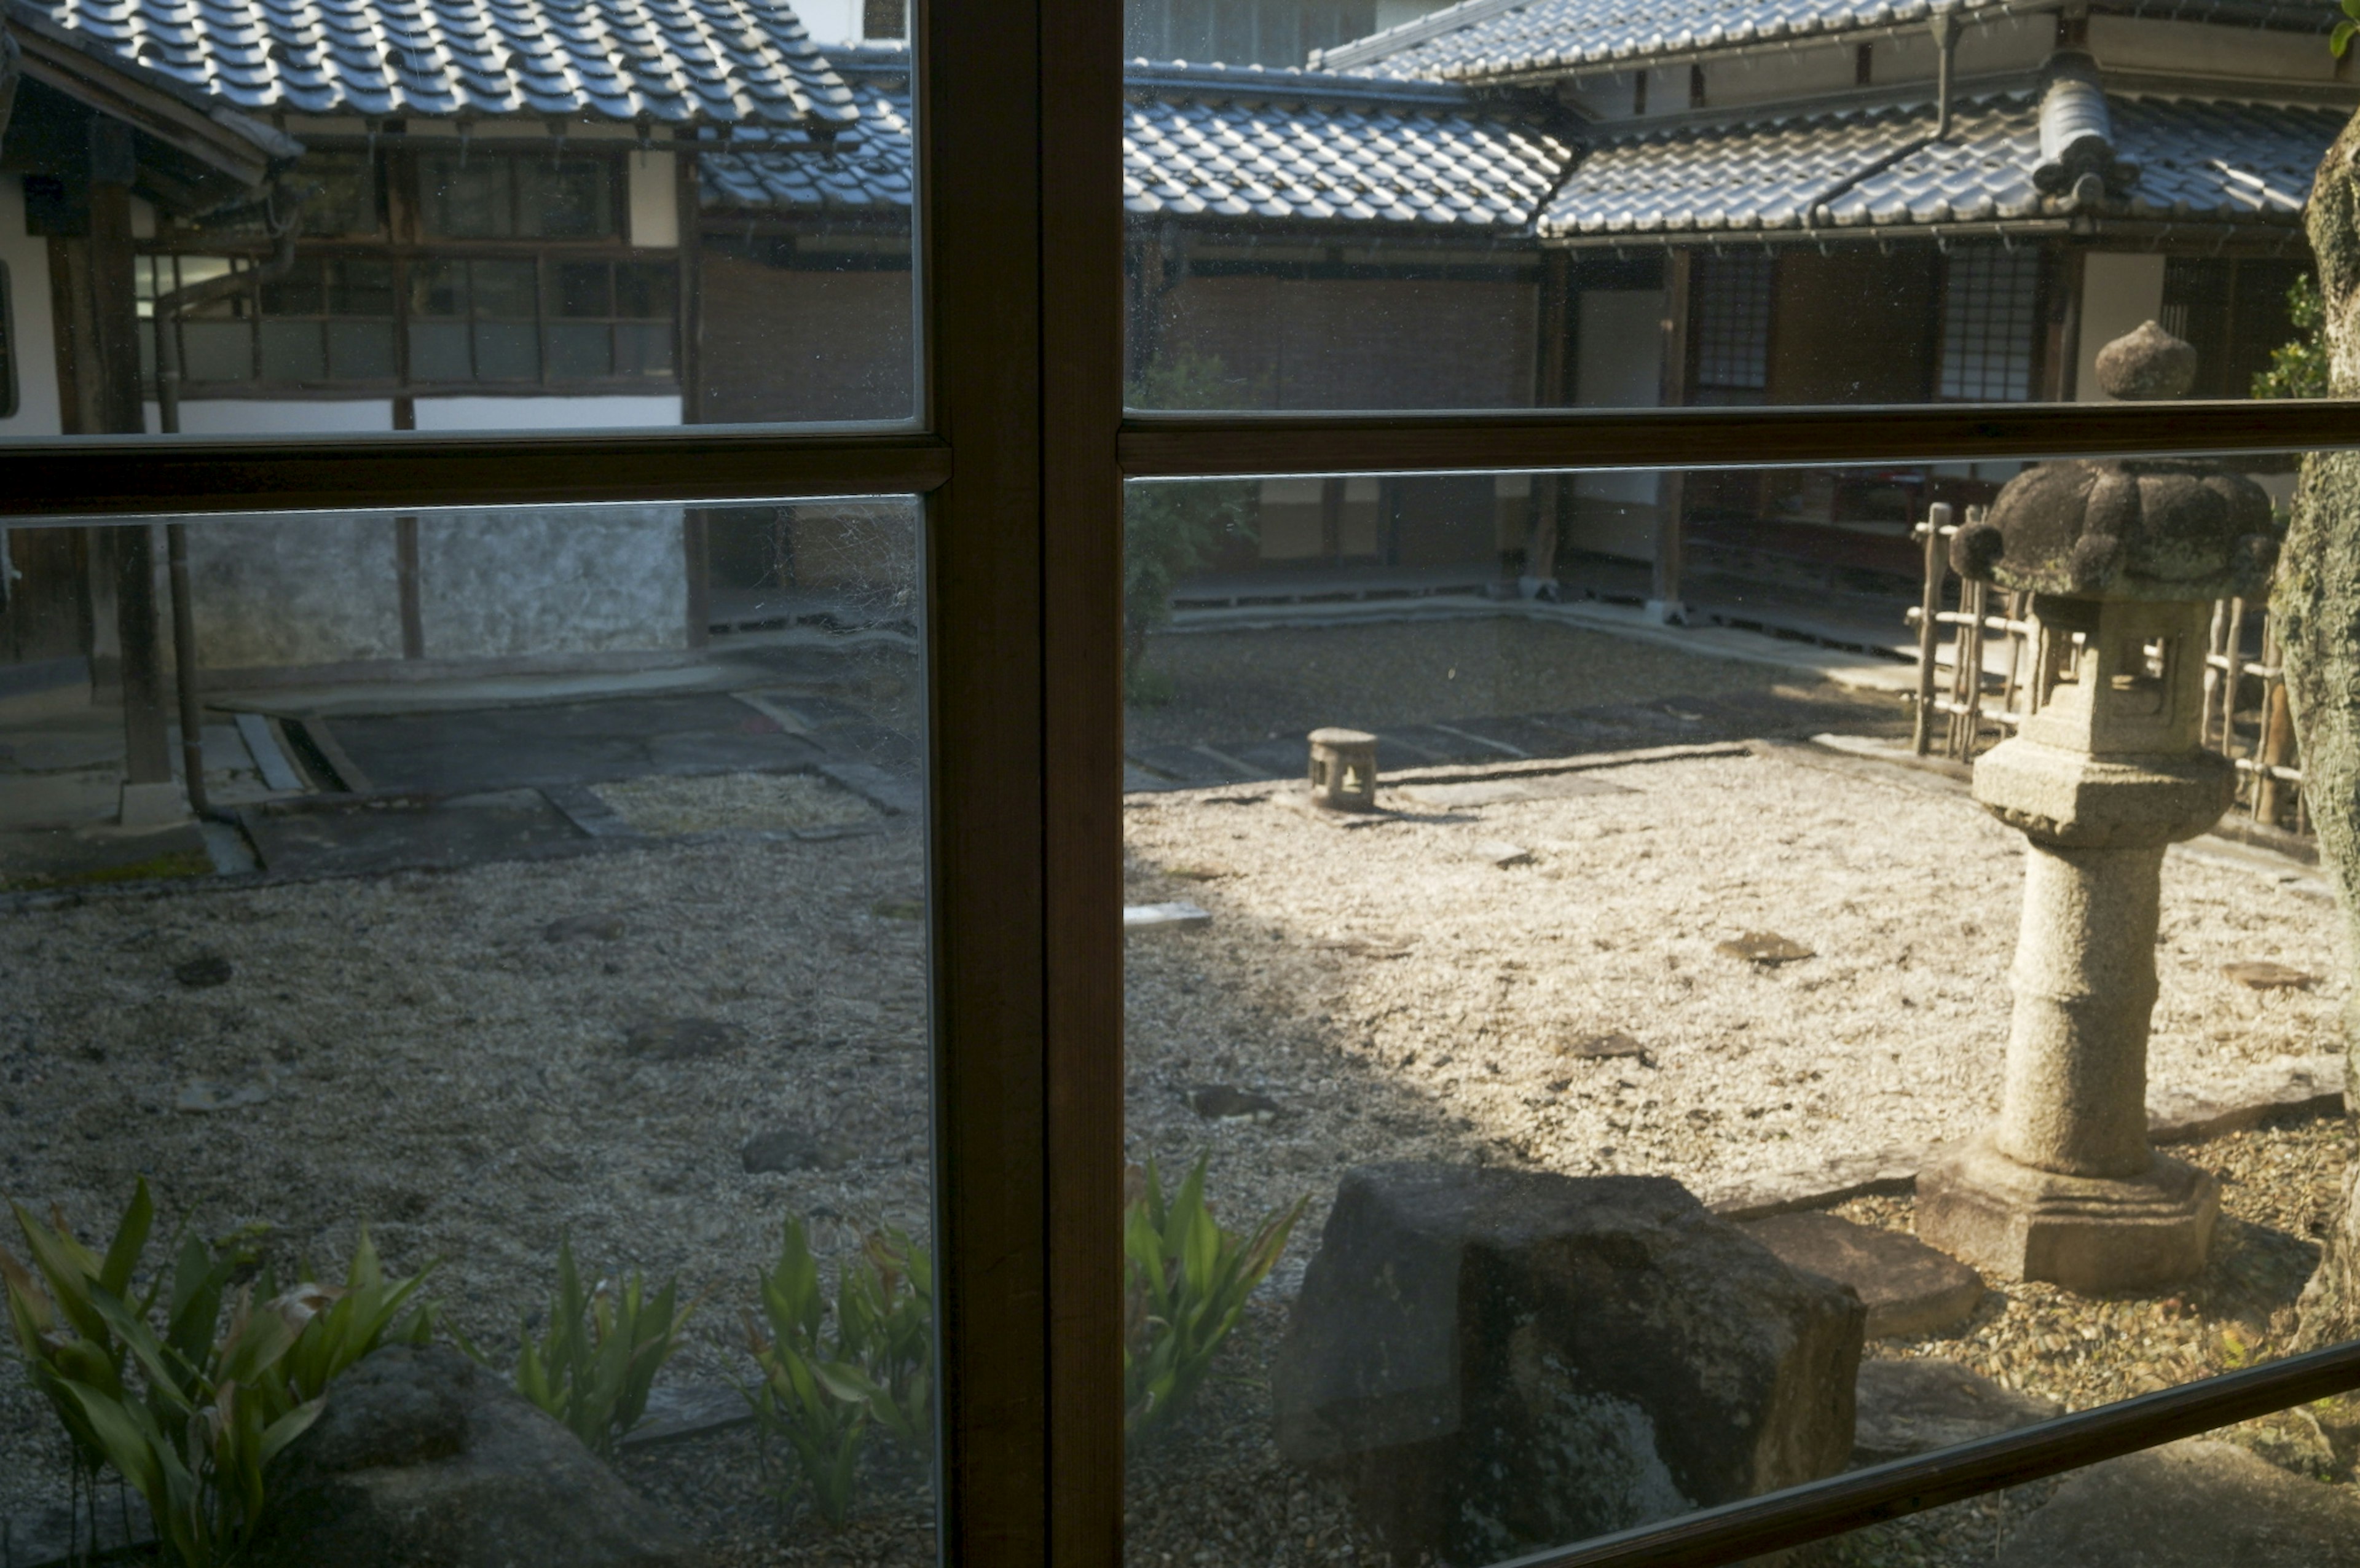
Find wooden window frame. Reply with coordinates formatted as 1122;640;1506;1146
9;2;2360;1564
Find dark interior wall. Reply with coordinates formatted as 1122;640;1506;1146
1765;246;1938;405
696;239;913;424
1154;273;1540;410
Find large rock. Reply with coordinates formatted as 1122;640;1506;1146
1993;1438;2360;1567
1272;1165;1865;1566
245;1344;700;1568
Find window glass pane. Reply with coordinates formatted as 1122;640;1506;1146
556;261;615;319
470;260;540;321
1119;454;2340;1565
329;261;397;319
259;261;325;318
7;26;916;436
618;321;678;378
422;154;513;238
473;321;541;381
548;321;616;379
517;157;616;239
1120;0;2339;410
299;151;381;238
409;321;472;382
0;496;938;1560
411;260;468;319
327;319;399;380
182;320;254;382
617;262;678;321
259;319;329;382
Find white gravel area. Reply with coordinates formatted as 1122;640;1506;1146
0;828;932;1537
1120;749;2346;1290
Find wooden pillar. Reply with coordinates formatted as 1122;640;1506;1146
2042;245;2085;402
76;120;178;815
1651;248;1692;622
1525;249;1575;594
674;138;711;651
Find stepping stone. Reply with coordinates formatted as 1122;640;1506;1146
1187;1084;1280;1123
741;1127;855;1175
175;953;235;988
1740;1212;1983;1338
1468;839;1533;867
1126;901;1211;933
1992;1438;2360;1567
624;1017;747;1060
2223;960;2318;991
1717;931;1814;965
1851;1358;2061;1466
544;912;626;942
1400;772;1629;809
1560;1030;1648;1062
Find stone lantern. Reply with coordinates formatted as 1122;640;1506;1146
1916;321;2279;1292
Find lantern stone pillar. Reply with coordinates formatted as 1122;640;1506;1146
1917;323;2279;1292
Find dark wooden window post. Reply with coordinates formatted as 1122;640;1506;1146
1651;246;1693;623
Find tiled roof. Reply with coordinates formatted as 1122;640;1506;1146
1540;90;2340;238
1318;0;2015;82
700;42;908;209
23;0;856;126
1120;62;1573;225
1319;0;2333;82
702;55;1578;230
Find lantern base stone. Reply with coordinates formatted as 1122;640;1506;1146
1916;1133;2216;1293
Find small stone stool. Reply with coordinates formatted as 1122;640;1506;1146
1307;727;1379;811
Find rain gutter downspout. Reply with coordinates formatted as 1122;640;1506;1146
152;187;304;818
1933;9;1961;142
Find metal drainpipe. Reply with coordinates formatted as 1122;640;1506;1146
1933;12;1961;141
152;195;304;818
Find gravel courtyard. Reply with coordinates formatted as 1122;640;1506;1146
0;614;2348;1566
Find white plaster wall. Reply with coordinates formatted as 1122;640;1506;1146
795;0;862;45
410;394;683;431
628;154;679;249
1876;15;2050;84
1574;291;1664;514
143;399;398;434
2077;254;2168;402
0;178;64;437
2091;16;2337;83
184;515;406;668
418;507;688;657
1707;44;1855;109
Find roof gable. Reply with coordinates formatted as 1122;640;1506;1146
28;0;856;127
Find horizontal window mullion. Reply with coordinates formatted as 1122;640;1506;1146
1119;399;2360;477
0;430;951;518
1506;1336;2360;1568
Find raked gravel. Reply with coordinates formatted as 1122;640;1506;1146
0;735;2346;1565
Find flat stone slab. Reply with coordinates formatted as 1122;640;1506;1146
1705;1144;1925;1222
1852;1358;2061;1466
1741;1212;1984;1339
2149;1057;2346;1145
1125;900;1211;933
237;788;586;877
617;1382;755;1449
1993;1438;2360;1567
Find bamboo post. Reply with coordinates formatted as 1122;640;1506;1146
2000;589;2027;729
2256;619;2294;827
1912;501;1951;756
2201;598;2227;751
2220;595;2248;801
